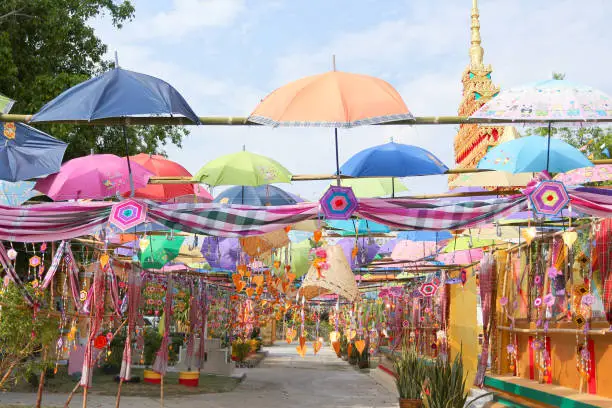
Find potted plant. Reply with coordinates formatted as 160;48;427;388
357;346;370;369
393;347;428;408
348;342;359;365
143;327;162;384
424;352;468;408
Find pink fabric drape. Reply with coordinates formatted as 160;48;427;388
474;252;494;386
152;277;173;375
120;265;142;381
80;263;106;387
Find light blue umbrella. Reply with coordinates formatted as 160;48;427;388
477;136;592;174
0;181;40;206
397;231;452;241
326;219;390;235
340;142;448;177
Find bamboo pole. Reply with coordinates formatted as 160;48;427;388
5;113;612;126
160;376;164;408
498;325;610;336
64;319;127;408
35;347;48;408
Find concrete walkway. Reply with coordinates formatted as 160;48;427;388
0;344;397;408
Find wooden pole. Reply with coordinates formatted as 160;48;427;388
115;378;123;408
160;376;164;408
81;387;88;408
5;112;612;126
64;319;127;408
35;347;48;408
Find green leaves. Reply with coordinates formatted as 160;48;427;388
0;1;188;160
424;352;469;408
393;346;429;400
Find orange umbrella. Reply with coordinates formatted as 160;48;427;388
126;153;194;201
248;69;414;180
249;71;413;127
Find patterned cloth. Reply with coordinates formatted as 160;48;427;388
356;196;528;230
147;202;319;237
569;187;612;217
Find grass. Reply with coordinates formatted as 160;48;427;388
7;367;239;397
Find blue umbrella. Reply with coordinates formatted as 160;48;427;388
477;136;592;174
0;181;40;206
30;66;200;196
30;67;200;124
214;185;303;206
0;122;67;182
397;231;452;241
340;142;448;177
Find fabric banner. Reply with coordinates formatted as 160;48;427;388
147;202;319;237
356;196;529;231
120;265;142;381
474;252;494;386
0;243;34;305
569;187;612;217
153;277;174;375
41;241;66;289
80;263;106;387
64;244;83;312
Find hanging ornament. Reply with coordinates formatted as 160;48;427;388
94;335;108;349
109;199;147;231
319;186;358;220
460;269;467;287
562;230;578;249
522;227;537;246
528;180;570;216
29;255;41;268
7;248;17;260
313;230;322;243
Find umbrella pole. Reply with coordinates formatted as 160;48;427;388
391;177;395;198
545;122;552;172
122;124;135;197
334;128;341;186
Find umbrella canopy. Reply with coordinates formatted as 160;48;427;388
470;79;612;124
477;136;592;173
0;181;40;206
391;240;439;261
35;154;153;200
249;71;414;127
340;142;448;177
554;164;612;185
397;231;452;241
168;184;213;203
326;219;390;235
139;235;186;269
0;93;14;114
214;185;301;206
290;240;311;278
194;151;292;187
449;170;534;188
0;122;67;182
31;67;200;124
336;178;408;198
127;154;194;201
443;236;497;253
436;248;483;265
200;237;240;270
336;237;380;268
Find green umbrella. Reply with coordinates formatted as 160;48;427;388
139;235;186;269
290;240;312;278
335;178;408;197
0;93;14;114
443;236;497;253
194;150;292;186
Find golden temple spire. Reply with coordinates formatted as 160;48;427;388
469;0;484;68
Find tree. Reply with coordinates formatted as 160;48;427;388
0;1;188;160
524;72;611;161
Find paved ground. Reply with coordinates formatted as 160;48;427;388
0;343;397;408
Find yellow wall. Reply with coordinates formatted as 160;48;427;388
449;267;480;386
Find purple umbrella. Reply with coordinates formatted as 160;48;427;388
336;237;380;268
200;237;241;270
379;238;398;254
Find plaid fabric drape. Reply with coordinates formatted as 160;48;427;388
569;187;612;217
356;196;528;230
147;202;319;237
40;241;66;289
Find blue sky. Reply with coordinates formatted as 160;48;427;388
92;0;612;199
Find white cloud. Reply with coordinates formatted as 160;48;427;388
130;0;246;41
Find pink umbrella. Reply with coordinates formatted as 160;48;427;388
391;240;438;261
35;154;152;200
436;248;483;265
553;164;612;185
